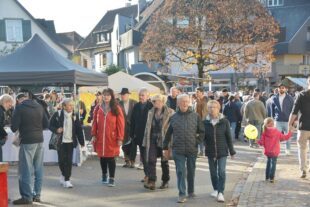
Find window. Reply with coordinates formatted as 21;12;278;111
5;19;23;42
268;0;284;7
83;59;88;68
303;55;310;65
98;53;107;68
97;33;109;43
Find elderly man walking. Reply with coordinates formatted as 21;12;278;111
11;91;49;205
163;94;205;203
289;75;310;178
0;94;13;162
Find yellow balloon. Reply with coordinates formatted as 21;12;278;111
244;124;258;140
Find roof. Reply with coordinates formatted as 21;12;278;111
0;34;108;86
14;0;70;55
78;5;138;50
134;0;164;31
56;32;84;53
269;3;310;42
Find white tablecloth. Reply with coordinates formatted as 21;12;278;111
2;129;86;165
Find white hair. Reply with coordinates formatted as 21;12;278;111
177;94;190;103
62;98;74;107
0;94;13;106
139;88;149;95
170;86;179;94
151;94;167;104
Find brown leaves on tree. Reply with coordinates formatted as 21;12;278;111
140;0;279;80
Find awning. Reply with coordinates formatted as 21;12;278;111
286;77;308;89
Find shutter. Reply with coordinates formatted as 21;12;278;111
22;20;31;41
0;20;6;42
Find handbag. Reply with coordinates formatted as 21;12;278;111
49;133;61;150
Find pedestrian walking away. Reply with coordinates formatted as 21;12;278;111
11;90;49;205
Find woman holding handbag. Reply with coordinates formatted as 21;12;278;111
91;88;125;187
49;99;85;188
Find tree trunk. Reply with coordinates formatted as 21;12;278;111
198;63;204;86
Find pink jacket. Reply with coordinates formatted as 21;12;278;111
258;127;292;157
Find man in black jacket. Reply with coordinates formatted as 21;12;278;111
0;94;13;162
49;99;85;188
11;92;49;205
129;88;153;177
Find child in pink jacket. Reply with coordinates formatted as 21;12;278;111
258;117;292;183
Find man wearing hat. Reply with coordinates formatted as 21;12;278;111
270;82;294;155
119;88;137;167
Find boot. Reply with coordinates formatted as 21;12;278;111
143;176;149;188
148;181;156;190
159;181;169;189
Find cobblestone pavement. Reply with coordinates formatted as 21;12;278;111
238;141;310;207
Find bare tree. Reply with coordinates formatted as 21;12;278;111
141;0;279;85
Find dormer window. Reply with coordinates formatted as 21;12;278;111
268;0;284;7
97;32;110;44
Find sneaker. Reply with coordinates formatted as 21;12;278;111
159;181;169;189
187;193;196;199
148;181;155;190
63;180;73;188
108;178;115;187
12;198;33;205
177;196;187;203
33;196;41;202
301;170;307;179
210;190;218;198
217;193;225;202
59;175;65;185
137;162;144;170
102;175;109;184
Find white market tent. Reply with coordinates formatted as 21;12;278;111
108;71;160;93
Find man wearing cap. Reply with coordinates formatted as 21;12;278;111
270;82;294;155
119;88;137;167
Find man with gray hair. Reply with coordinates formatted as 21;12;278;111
163;94;205;203
289;75;310;178
166;86;180;110
0;94;13;161
11;91;49;205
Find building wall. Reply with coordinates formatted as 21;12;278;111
289;17;310;54
0;0;68;57
124;47;139;69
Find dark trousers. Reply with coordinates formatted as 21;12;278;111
235;121;241;139
100;157;116;178
266;157;277;180
147;142;170;182
57;143;74;181
208;157;227;194
0;146;2;162
130;143;147;175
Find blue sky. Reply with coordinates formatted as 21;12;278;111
19;0;129;37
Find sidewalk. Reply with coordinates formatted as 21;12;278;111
237;142;310;207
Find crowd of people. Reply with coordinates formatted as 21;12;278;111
0;76;310;205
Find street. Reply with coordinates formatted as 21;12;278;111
8;142;260;207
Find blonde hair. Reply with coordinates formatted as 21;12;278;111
263;117;274;132
151;94;167;104
0;94;13;106
207;100;221;109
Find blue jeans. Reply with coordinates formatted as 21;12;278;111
230;122;237;141
208;157;227;194
19;143;44;201
173;151;197;197
275;121;291;151
266;157;277;180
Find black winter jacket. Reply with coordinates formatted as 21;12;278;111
130;101;153;145
0;106;7;140
204;114;236;159
163;107;205;156
11;99;49;144
49;110;85;148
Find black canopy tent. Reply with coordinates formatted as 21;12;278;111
0;34;108;87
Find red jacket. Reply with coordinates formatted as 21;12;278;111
258;127;292;157
91;105;125;157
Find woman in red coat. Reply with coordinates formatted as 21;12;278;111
92;88;125;187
